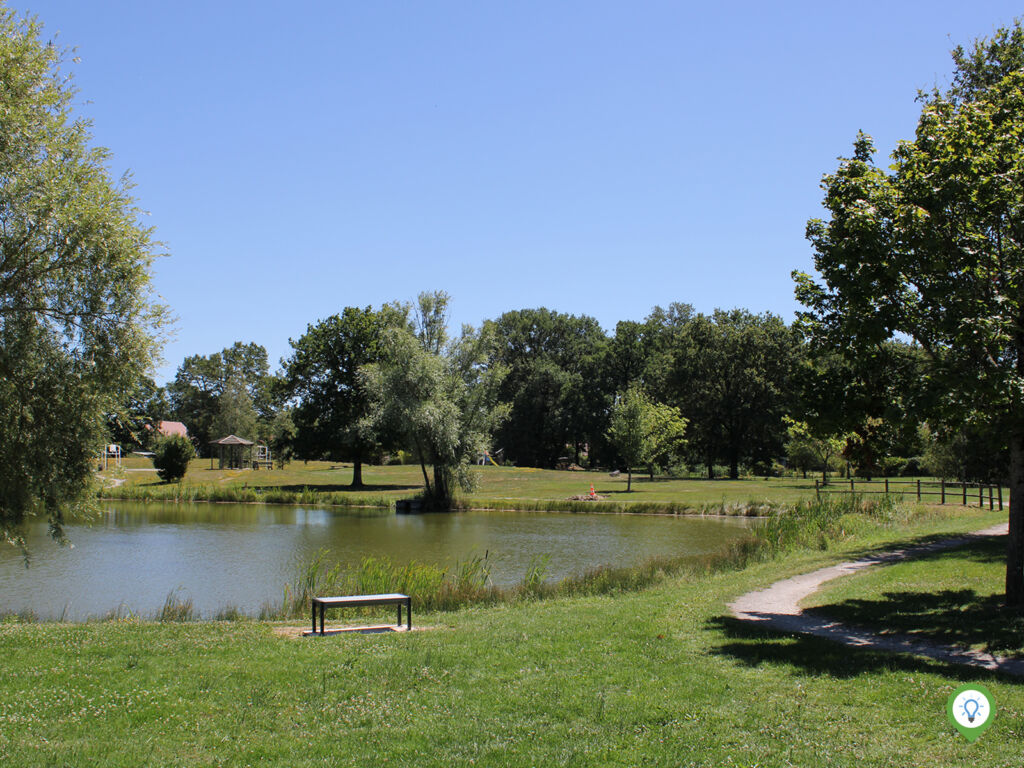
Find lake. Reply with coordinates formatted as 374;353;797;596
0;502;756;620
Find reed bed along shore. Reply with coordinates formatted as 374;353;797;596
100;481;784;518
100;482;395;510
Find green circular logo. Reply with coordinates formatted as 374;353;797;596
947;684;995;742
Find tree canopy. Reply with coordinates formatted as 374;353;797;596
795;21;1024;607
362;292;509;508
282;303;410;486
0;10;164;542
606;386;687;490
167;341;271;448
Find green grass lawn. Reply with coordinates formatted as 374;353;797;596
103;458;858;510
803;534;1024;657
2;505;1021;766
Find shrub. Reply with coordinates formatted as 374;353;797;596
153;435;195;482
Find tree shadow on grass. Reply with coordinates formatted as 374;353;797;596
705;615;1023;684
830;530;1007;565
803;567;1024;657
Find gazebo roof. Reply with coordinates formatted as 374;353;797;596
209;434;254;446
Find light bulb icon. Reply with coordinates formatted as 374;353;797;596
963;697;980;723
948;684;995;742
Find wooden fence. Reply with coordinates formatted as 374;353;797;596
815;478;1003;509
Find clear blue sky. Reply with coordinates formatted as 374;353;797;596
16;1;1024;383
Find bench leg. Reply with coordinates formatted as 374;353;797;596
311;601;316;635
397;604;402;629
407;598;412;631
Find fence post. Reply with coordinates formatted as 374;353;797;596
998;485;1003;510
885;477;889;495
962;482;967;506
850;477;855;493
989;485;994;511
941;478;945;504
815;479;819;499
979;484;983;508
917;479;921;502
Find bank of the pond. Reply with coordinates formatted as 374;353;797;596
99;482;784;517
1;501;1015;767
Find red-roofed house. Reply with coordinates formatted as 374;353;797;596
156;420;189;439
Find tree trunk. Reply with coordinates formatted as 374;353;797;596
433;464;452;509
729;456;739;480
1007;434;1024;610
707;463;715;479
648;463;655;481
627;468;632;492
350;459;363;488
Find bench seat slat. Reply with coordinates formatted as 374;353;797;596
314;593;409;605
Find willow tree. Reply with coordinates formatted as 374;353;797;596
361;292;508;509
795;22;1024;608
0;10;164;544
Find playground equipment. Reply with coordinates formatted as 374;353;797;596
253;444;273;470
477;448;503;467
99;444;122;471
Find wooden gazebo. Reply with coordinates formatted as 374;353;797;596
209;434;255;470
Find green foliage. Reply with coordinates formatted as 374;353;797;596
487;308;608;468
606;386;687;490
210;376;258;440
268;409;296;469
361;292;509;508
282;303;410;485
795;21;1024;604
152;436;196;483
0;9;164;542
166;342;272;449
663;309;800;478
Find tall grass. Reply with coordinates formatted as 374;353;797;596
278;550;501;617
722;493;904;568
455;497;785;516
158;590;195;622
100;483;394;509
270;494;917;618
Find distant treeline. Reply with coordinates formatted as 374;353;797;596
115;301;1005;484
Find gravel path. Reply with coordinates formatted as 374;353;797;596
727;523;1024;676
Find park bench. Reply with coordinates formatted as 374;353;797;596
311;593;412;635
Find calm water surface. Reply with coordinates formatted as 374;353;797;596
0;502;755;619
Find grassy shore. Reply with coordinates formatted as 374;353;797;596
2;502;1020;766
100;458;853;513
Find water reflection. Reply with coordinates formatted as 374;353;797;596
0;502;754;620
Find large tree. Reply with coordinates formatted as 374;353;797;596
665;309;800;478
488;308;607;468
0;10;164;542
167;341;271;448
362;292;508;509
282;304;410;487
794;22;1024;607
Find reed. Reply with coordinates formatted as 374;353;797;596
100;483;394;510
158;590;195;623
454;496;785;517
